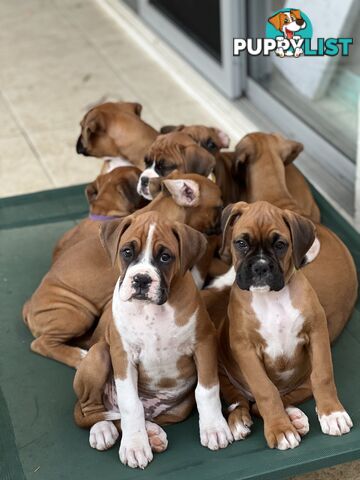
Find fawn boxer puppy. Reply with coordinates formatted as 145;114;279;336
160;124;320;221
76;101;158;173
73;212;232;469
53;166;143;261
218;200;353;450
23;174;223;368
137;132;217;200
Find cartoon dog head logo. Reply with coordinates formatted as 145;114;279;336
266;9;312;57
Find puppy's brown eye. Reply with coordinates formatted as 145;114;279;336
234;239;248;253
144;156;152;168
121;247;133;259
160;253;171;263
284;18;289;23
274;240;287;251
203;139;217;151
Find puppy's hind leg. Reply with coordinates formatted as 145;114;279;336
30;308;95;368
73;341;120;451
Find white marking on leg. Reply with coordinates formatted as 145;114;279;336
318;410;353;436
206;267;235;290
89;420;119;451
195;383;233;450
191;266;204;289
116;366;153;469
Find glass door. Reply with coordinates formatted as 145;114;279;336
138;0;245;98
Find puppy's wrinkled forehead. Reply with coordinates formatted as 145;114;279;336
120;212;177;251
147;132;196;158
234;203;290;242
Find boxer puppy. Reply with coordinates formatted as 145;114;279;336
73;212;232;469
53;166;143;261
218;201;353;450
160;124;320;221
23;174;223;368
137;132;217;200
76;101;158;173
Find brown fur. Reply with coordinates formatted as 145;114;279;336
76;101;158;170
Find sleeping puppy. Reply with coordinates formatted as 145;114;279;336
218;201;353;450
76;101;158;173
137;132;217;200
73;212;232;469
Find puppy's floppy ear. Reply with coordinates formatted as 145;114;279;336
274;133;304;165
119;102;143;116
172;222;207;276
290;9;301;19
100;217;132;266
162;179;200;207
84;112;106;143
85;180;98;205
234;134;257;168
182;144;216;176
220;201;249;264
131;102;142;117
268;12;283;31
283;210;316;269
160;124;184;134
215;129;230;148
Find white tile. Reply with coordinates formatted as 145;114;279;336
30;129;102;187
0;136;53;197
0;95;21;138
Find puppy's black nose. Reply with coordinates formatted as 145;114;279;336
296;18;304;26
76;136;88;155
133;274;152;290
141;177;149;188
252;260;270;277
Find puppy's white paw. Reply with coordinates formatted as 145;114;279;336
145;421;168;453
318;410;353;436
286;406;309;436
119;432;153;469
200;417;233;450
277;431;301;450
228;406;253;441
89;420;119;451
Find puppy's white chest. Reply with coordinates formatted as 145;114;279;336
113;292;197;380
251;286;304;361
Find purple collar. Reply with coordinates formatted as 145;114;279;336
89;214;120;221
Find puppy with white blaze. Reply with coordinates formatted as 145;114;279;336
73;211;232;469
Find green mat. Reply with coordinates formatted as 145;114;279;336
1;185;359;480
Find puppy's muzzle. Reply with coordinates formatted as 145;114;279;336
76;136;89;156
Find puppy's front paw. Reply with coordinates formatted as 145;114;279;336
200;417;233;450
228;405;253;441
265;420;301;450
318;410;353;436
145;421;168;453
119;432;153;469
89;420;119;451
286;406;309;436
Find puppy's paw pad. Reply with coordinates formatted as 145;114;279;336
286;406;309;436
145;421;168;453
89;420;119;451
228;407;252;441
318;410;353;436
119;433;153;469
200;418;233;450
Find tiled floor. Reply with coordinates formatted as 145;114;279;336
0;0;222;197
1;1;359;478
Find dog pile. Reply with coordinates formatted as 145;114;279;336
23;101;357;469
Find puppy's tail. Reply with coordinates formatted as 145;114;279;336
74;402;121;429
